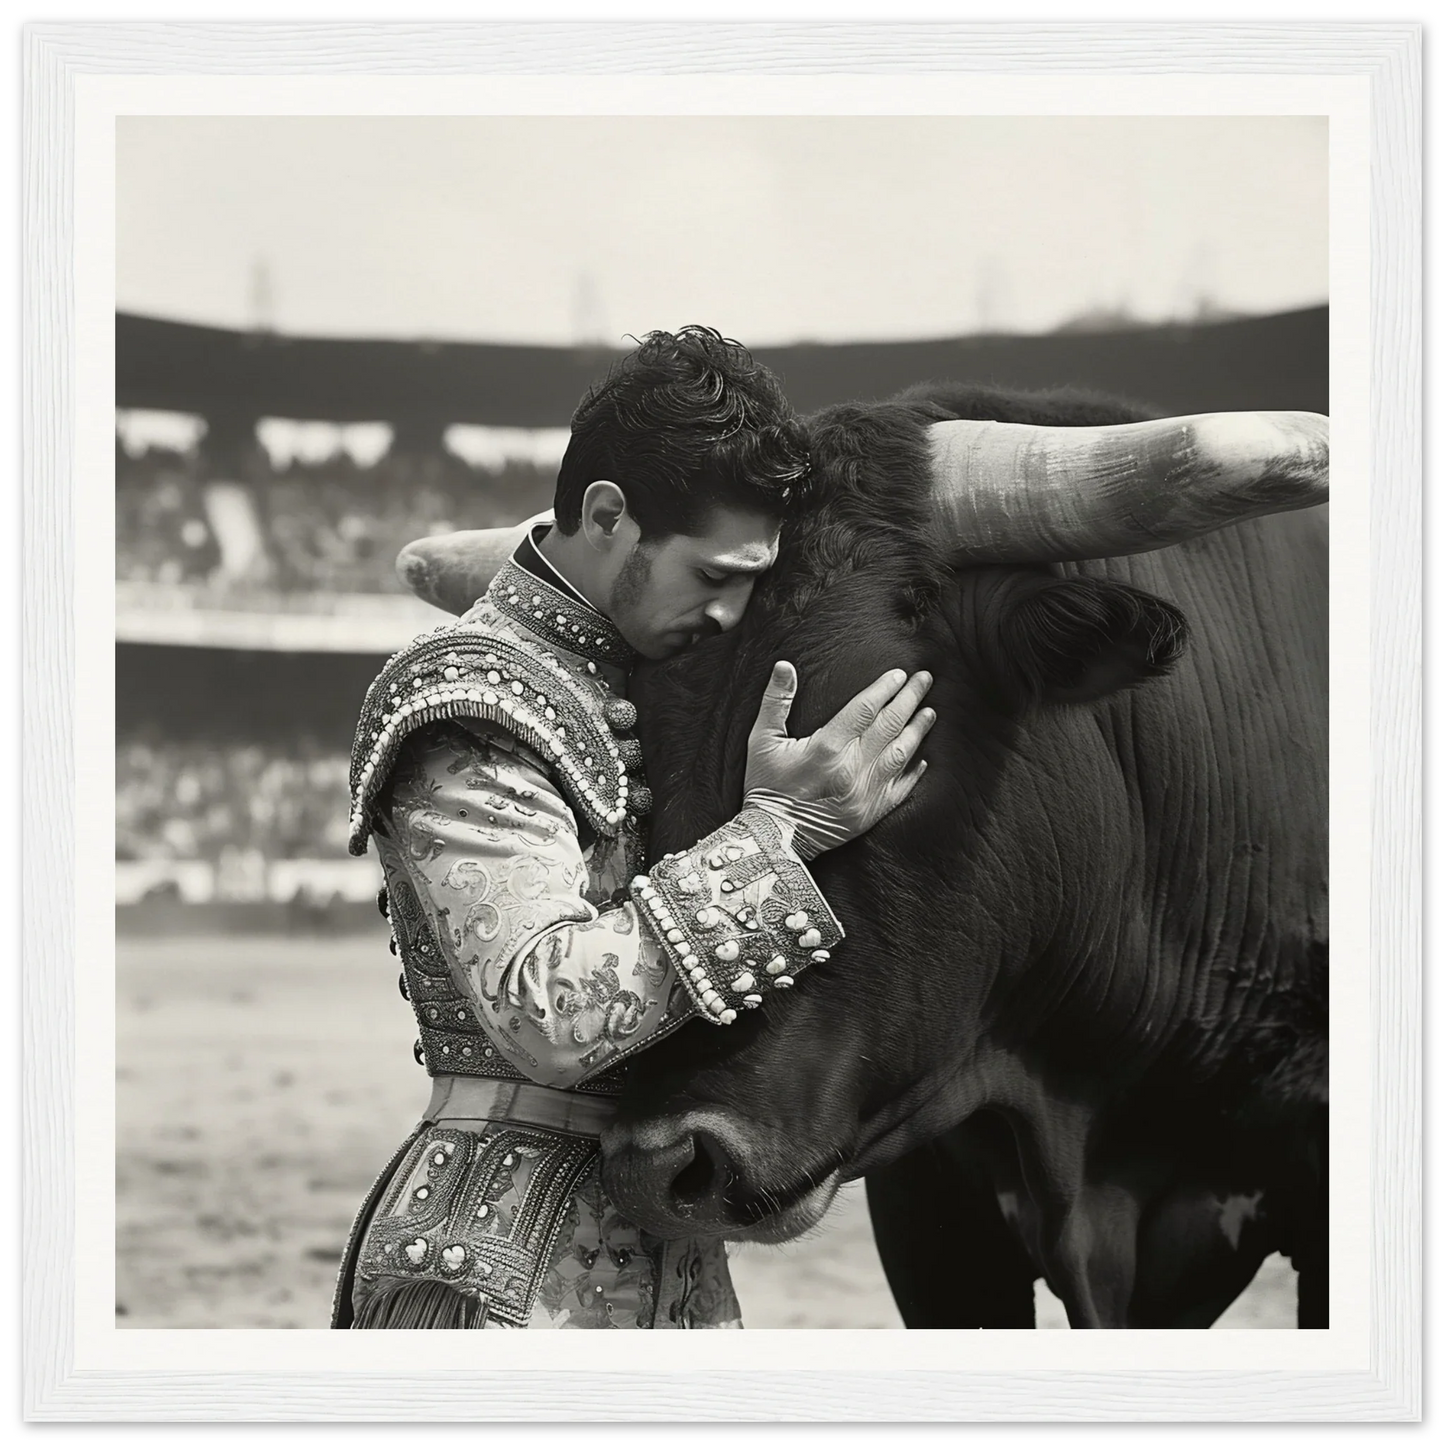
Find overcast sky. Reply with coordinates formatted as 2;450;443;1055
117;115;1327;347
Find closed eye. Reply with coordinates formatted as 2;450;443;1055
698;570;729;585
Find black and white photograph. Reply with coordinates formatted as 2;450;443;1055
20;19;1424;1424
111;109;1332;1335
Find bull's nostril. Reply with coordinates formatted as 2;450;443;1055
669;1144;716;1208
666;1130;743;1214
606;1118;750;1232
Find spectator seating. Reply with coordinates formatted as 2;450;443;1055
116;441;553;595
116;735;353;862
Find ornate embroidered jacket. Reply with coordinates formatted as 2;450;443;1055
333;530;842;1329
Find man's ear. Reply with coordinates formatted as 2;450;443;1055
995;576;1189;706
580;481;628;545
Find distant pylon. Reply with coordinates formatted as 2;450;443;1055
974;255;1013;335
248;255;276;334
571;271;608;348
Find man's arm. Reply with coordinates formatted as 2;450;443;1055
376;716;849;1086
372;663;935;1084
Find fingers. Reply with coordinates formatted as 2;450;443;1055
878;704;936;775
748;660;799;743
862;670;934;758
818;668;910;745
890;758;929;807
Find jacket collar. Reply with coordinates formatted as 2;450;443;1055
488;525;636;670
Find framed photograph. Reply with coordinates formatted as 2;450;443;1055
23;20;1419;1422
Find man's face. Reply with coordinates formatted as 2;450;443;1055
605;507;781;661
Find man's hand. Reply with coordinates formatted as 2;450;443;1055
741;661;935;860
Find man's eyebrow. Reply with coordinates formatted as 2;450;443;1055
706;554;774;576
700;550;777;576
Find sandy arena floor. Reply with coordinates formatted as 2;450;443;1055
116;933;1296;1329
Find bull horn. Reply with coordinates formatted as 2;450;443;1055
397;511;553;615
928;411;1328;564
400;413;1328;614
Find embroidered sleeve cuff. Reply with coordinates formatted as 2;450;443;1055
628;806;845;1026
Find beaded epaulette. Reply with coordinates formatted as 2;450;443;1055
348;624;638;855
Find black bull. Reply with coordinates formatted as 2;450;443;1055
603;384;1327;1329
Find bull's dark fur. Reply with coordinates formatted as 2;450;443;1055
606;382;1327;1330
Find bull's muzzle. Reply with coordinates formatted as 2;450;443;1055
602;1110;840;1242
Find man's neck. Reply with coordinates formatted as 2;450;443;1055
536;525;610;616
500;524;636;671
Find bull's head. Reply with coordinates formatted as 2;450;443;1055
607;394;1187;1240
396;388;1328;1244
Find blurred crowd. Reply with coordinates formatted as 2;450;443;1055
116;442;554;594
115;450;222;586
116;735;353;862
114;422;561;877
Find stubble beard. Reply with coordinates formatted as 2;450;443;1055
609;542;660;654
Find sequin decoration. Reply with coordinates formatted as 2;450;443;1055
385;870;627;1096
491;558;635;668
629;808;845;1026
352;1125;599;1328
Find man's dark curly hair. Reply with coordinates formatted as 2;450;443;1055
553;326;813;540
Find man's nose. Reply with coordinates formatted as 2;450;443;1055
704;595;746;634
704;581;754;635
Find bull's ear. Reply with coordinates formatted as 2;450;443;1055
997;577;1188;706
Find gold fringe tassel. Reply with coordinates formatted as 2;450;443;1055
351;1280;491;1330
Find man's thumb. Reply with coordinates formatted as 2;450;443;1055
749;660;798;740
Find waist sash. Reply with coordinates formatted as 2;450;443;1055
423;1073;619;1137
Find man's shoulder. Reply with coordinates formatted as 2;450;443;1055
346;605;633;856
379;712;556;814
360;599;549;712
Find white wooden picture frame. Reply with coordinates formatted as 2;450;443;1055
16;14;1427;1433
